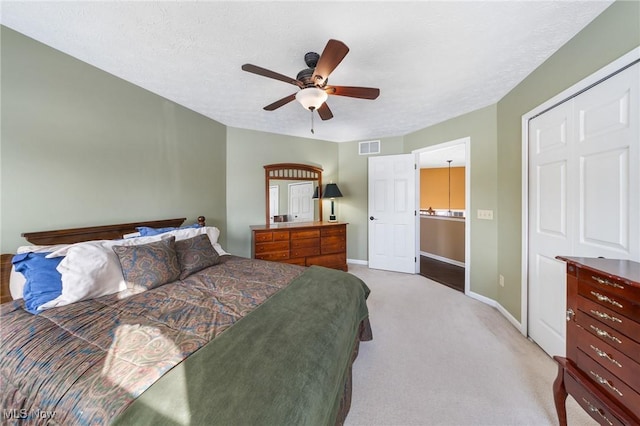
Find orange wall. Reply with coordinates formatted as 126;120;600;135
420;167;465;210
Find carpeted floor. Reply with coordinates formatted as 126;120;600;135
345;264;596;426
419;256;465;292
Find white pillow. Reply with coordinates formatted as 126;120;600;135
39;239;128;310
17;244;73;254
9;265;26;300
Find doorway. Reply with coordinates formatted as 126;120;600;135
414;137;471;294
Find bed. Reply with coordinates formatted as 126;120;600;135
0;217;372;425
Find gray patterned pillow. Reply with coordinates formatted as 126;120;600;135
174;234;220;279
113;236;180;291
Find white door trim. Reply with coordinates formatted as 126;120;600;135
413;136;471;294
520;47;640;337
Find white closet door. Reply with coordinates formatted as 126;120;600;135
528;63;639;358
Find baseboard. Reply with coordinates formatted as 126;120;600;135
468;291;523;333
347;259;368;266
420;251;465;268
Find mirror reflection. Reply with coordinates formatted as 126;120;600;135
264;164;323;224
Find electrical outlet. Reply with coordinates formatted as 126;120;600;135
499;274;505;287
477;209;494;220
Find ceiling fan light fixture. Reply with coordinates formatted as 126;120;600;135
296;87;328;110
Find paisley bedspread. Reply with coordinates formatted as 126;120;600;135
0;256;306;425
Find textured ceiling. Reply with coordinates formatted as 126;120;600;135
0;1;613;143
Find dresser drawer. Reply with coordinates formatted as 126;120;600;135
291;238;320;249
565;371;626;426
253;230;289;242
306;253;346;268
321;234;346;255
291;247;321;258
255;241;290;254
576;326;640;390
291;229;320;240
576;349;640;419
255;251;289;261
321;225;346;237
579;268;640;303
576;310;640;360
579;296;640;345
579;281;640;322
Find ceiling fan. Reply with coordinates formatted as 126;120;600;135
242;39;380;132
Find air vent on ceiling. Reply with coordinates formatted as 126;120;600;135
359;140;380;155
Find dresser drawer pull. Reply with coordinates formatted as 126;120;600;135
566;308;575;322
590;291;623;309
589;371;623;396
589;325;622;344
581;398;613;426
590;310;623;324
591;275;624;290
589;345;622;368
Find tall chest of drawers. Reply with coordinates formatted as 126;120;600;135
553;257;640;426
251;222;347;271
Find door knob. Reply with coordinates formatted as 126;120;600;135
369;216;376;221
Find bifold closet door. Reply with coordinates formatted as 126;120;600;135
528;62;639;357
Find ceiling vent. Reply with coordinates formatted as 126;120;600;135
359;140;380;155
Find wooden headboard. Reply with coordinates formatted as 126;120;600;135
0;216;206;304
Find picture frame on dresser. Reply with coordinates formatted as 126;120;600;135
553;256;640;426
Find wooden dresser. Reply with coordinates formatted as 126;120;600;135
553;257;640;426
251;222;347;271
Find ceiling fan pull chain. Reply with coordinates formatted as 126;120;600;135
311;109;315;134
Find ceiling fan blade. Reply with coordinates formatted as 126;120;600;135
312;39;349;84
325;86;380;100
317;103;333;121
263;93;297;111
242;64;302;88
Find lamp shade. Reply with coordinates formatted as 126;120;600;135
322;183;343;199
296;87;328;110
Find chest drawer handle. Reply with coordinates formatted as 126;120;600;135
590;310;622;324
589;371;623;397
590;345;622;368
582;398;613;426
591;275;624;290
590;291;623;309
589;325;622;344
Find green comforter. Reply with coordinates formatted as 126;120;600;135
113;265;370;426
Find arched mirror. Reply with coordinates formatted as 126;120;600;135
264;163;323;224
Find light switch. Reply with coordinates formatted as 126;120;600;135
477;209;494;220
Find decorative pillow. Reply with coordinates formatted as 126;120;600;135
174;234;220;279
136;223;201;237
113;237;180;291
12;253;63;314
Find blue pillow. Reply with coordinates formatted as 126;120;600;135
12;253;63;314
136;223;201;237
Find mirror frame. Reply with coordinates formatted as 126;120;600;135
264;163;323;224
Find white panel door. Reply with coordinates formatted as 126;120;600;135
288;181;313;222
528;62;639;358
574;67;639;259
368;154;417;273
269;185;279;223
528;101;573;358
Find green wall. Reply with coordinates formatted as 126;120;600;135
0;26;228;252
225;127;339;257
495;0;640;320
